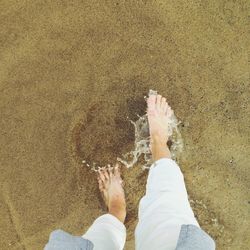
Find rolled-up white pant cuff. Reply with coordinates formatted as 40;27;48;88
83;214;126;250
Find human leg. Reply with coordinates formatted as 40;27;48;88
83;165;127;250
135;93;199;250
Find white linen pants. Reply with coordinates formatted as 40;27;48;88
82;158;199;250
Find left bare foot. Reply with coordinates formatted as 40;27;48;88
97;164;126;223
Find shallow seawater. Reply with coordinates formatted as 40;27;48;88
82;90;183;171
1;1;248;249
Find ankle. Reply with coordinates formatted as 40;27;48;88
108;197;126;221
150;135;168;145
109;206;126;223
150;136;171;161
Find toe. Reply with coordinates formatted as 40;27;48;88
114;163;121;177
102;168;110;180
97;177;104;191
147;94;156;114
108;166;114;178
98;170;106;182
156;94;162;110
166;106;173;118
100;169;110;189
164;102;168;114
161;97;166;111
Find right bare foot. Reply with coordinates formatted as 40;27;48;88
147;92;173;160
147;93;173;143
97;164;126;223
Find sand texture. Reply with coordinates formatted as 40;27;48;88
0;0;249;249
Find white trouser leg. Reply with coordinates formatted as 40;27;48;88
83;214;126;250
135;158;199;250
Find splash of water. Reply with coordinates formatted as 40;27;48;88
82;89;183;171
117;90;183;168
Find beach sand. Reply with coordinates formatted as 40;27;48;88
0;0;249;249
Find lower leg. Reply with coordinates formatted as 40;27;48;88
82;166;127;250
135;93;199;250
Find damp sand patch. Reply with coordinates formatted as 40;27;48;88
81;90;183;171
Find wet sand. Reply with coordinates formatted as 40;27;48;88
0;0;249;249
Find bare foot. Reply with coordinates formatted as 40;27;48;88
147;92;173;160
147;93;173;143
97;164;126;223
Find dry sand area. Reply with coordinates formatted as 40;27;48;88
0;0;249;249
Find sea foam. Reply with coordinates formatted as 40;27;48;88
117;89;183;168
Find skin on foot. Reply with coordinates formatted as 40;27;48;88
147;93;173;160
147;93;173;143
97;164;126;223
